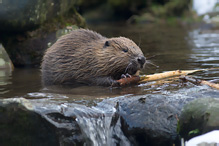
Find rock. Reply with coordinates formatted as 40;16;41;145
1;95;182;146
0;98;85;145
0;100;58;145
1;26;82;67
0;0;86;67
1;87;218;145
1;25;85;67
0;44;13;70
0;0;81;32
179;98;219;140
114;95;183;146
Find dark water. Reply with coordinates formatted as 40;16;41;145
1;23;218;100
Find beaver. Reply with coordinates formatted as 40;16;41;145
41;29;146;86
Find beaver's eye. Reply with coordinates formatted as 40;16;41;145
104;41;110;47
122;48;128;53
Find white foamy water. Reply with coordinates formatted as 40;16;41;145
193;0;218;15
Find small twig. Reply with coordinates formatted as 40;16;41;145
179;75;219;90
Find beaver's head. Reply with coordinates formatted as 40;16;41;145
95;37;146;80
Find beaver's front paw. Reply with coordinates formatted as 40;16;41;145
111;80;121;87
121;73;132;79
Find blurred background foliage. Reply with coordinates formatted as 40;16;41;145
75;0;191;22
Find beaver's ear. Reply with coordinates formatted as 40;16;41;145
104;41;110;47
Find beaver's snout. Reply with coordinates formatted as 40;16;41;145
125;56;146;76
137;56;146;68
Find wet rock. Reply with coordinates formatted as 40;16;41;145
1;26;82;67
0;100;58;145
0;0;81;32
179;98;219;140
116;95;183;146
0;98;85;145
0;44;13;70
97;87;219;145
1;86;218;145
0;0;86;67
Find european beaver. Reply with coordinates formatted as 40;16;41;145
41;29;146;86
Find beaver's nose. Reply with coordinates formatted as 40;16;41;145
137;56;146;66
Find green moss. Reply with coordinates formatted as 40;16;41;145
188;129;200;136
26;7;86;38
151;4;166;17
176;118;180;134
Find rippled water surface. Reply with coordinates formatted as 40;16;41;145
1;23;218;101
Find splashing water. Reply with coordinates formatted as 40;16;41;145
62;102;131;146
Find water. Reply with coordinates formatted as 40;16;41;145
193;0;218;15
1;23;219;145
73;101;130;146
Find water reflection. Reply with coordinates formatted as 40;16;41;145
0;68;42;98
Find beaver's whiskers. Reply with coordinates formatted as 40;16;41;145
144;60;159;68
125;62;133;73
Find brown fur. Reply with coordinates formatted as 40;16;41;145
41;29;146;86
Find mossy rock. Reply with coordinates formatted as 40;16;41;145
0;0;84;32
1;25;82;67
179;98;219;140
0;0;86;67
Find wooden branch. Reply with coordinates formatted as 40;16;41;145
139;69;201;83
179;75;219;90
117;76;140;86
116;68;219;89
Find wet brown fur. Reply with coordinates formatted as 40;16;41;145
41;29;145;86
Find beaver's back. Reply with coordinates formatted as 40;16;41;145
41;29;105;85
42;29;146;86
